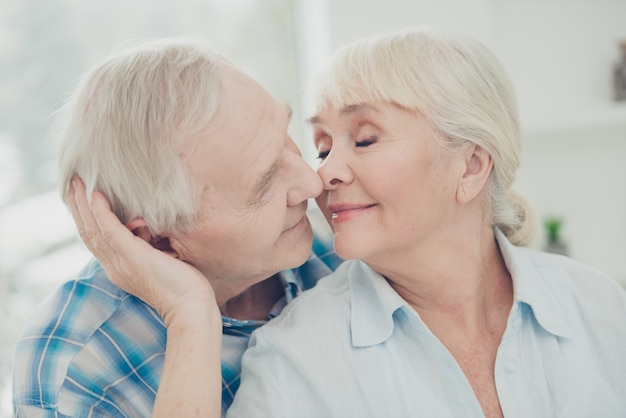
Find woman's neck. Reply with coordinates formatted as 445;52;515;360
374;228;513;336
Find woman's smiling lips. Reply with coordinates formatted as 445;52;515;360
327;203;376;223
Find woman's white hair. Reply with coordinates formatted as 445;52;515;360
307;28;536;246
55;37;231;235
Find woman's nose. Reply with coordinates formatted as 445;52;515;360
316;147;353;190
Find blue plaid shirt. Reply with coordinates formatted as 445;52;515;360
12;212;341;417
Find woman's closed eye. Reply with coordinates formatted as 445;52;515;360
317;136;378;160
314;131;332;160
355;136;378;147
317;149;330;160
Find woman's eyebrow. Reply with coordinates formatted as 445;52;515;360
340;103;380;115
306;103;381;125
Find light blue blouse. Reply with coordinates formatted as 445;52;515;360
228;230;626;418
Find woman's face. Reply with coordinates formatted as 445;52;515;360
311;101;465;266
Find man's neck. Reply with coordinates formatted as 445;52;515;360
219;274;284;321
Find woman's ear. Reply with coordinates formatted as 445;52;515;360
456;144;493;204
126;218;179;258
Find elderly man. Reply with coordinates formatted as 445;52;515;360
12;37;341;417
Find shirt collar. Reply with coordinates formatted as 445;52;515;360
495;228;572;338
221;269;302;335
349;229;573;347
348;260;407;347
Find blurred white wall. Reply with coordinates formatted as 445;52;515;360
297;0;626;284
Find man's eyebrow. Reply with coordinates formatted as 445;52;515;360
284;102;293;123
249;104;291;204
306;103;380;125
250;161;279;203
306;115;321;125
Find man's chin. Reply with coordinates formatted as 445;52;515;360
281;223;314;269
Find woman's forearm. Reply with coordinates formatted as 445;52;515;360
153;302;223;418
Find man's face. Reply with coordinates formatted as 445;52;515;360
169;65;322;302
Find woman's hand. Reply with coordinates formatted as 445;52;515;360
66;177;219;325
67;177;223;417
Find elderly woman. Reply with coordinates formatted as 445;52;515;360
69;29;626;417
227;28;626;417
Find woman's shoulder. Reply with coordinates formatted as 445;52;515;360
290;260;360;308
517;245;626;312
257;260;366;335
524;246;619;285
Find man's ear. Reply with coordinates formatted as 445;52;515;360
126;218;179;258
126;218;151;242
456;144;493;205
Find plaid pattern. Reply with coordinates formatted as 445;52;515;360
13;215;341;418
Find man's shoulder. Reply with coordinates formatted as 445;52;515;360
16;260;128;343
13;259;165;415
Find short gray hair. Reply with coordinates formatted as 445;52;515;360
56;37;230;235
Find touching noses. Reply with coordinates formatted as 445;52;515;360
286;139;323;206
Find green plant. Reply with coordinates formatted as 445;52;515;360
544;217;563;244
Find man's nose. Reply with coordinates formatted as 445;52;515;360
287;151;323;206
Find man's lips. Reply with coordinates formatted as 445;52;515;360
284;213;307;232
283;202;309;232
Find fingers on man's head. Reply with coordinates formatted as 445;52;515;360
67;177;98;252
